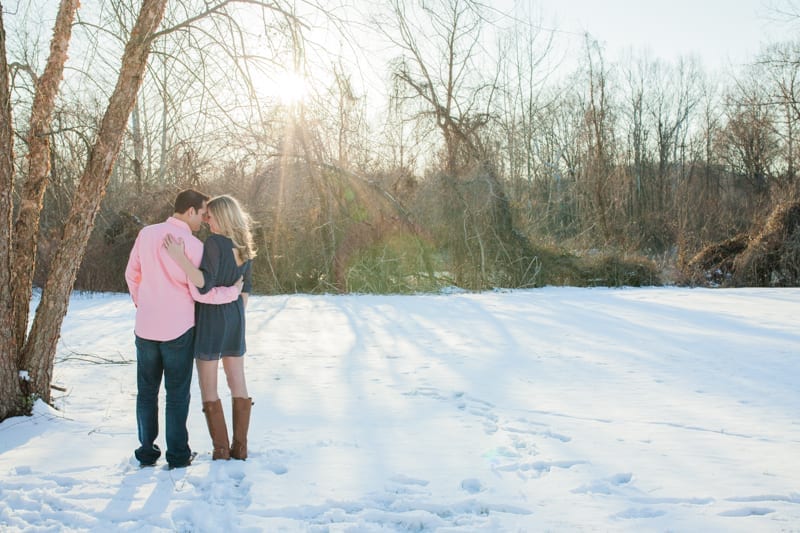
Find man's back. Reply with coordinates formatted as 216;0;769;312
125;217;203;341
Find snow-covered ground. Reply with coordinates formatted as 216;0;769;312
1;287;798;531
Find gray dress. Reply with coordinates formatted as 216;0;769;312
195;233;252;360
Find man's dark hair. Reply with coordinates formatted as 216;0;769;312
174;189;210;214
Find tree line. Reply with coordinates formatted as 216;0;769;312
1;0;799;420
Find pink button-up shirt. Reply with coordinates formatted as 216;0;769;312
125;217;240;341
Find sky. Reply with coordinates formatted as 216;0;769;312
0;287;798;530
330;0;799;112
529;0;796;70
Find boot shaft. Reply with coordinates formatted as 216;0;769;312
202;399;231;460
230;397;253;460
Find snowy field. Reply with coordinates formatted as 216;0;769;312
0;287;799;532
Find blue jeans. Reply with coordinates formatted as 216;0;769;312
134;328;194;466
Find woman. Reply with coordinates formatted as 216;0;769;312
164;195;256;460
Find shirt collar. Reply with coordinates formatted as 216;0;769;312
166;216;192;232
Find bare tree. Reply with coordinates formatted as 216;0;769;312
757;41;800;191
620;52;651;223
717;79;779;195
618;54;702;250
10;0;79;372
577;36;617;242
0;0;19;420
0;0;169;421
378;0;542;287
380;0;494;173
494;5;554;214
648;58;699;214
535;87;585;235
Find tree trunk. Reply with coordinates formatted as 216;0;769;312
20;0;169;404
131;99;144;193
0;1;20;421
11;0;78;366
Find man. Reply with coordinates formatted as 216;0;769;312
125;189;242;469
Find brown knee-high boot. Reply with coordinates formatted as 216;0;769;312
230;397;253;460
202;400;230;460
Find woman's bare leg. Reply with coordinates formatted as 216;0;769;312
222;356;248;398
196;359;220;402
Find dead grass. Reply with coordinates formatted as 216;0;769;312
681;200;800;287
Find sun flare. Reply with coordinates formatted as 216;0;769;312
270;71;309;106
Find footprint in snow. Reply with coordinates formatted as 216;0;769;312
613;507;666;519
573;473;632;495
505;424;571;442
407;386;577;458
385;474;430;496
184;464;253;508
389;474;429;486
267;463;288;475
726;494;800;503
496;459;586;479
460;478;483;494
719;507;774;517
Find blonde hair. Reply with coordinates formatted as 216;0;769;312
207;195;257;261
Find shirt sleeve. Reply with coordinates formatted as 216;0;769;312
187;278;239;304
124;233;142;306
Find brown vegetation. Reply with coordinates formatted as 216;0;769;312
682;200;800;286
683;233;750;286
733;201;800;286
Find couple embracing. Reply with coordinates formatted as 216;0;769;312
125;189;256;469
